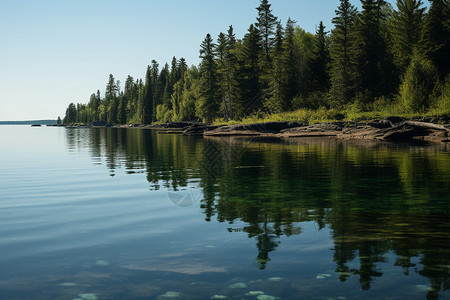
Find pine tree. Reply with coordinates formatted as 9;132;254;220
237;24;263;117
216;32;229;119
283;18;299;109
142;66;153;124
266;22;287;112
255;0;278;60
150;60;160;118
329;0;358;106
197;34;219;123
419;0;450;78
311;21;331;92
390;0;426;72
353;0;394;98
177;57;188;80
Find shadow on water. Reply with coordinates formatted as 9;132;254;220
65;127;450;299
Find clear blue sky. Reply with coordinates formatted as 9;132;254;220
0;0;410;120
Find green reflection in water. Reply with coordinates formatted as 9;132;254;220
66;128;450;298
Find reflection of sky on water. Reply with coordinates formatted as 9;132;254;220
0;127;448;299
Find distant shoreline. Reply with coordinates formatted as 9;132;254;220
0;120;57;126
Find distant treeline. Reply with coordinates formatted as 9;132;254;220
0;120;57;125
63;0;450;125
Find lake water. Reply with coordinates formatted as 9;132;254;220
0;126;449;300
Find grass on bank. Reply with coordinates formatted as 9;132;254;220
213;94;450;126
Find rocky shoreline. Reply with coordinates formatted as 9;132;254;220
148;117;450;143
63;117;450;143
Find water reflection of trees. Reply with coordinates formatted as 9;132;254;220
65;128;450;297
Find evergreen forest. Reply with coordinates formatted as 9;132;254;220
63;0;450;125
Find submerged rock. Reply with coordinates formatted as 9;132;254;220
211;295;228;299
59;282;78;287
415;285;433;292
95;260;109;266
227;282;247;289
267;277;283;282
246;291;265;296
76;294;97;300
158;291;182;298
257;295;278;300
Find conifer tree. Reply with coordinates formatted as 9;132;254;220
419;0;450;78
329;0;358;106
197;34;219;123
352;0;395;98
150;60;160;117
266;22;287;112
283;18;299;109
390;0;426;72
142;66;153;123
237;24;263;117
255;0;278;60
311;21;331;92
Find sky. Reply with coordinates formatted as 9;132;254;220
0;0;406;121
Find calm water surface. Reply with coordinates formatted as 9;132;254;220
0;126;449;300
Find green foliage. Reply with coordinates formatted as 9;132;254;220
156;104;173;123
399;54;438;112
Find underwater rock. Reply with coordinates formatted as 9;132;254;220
60;282;78;287
415;285;432;292
267;277;283;282
316;275;326;280
227;282;247;289
76;294;97;300
95;260;109;266
257;295;278;300
246;291;265;296
158;291;182;298
211;295;227;299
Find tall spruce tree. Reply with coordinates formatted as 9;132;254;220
282;18;299;109
419;0;450;78
255;0;278;60
197;34;219;123
311;21;331;92
266;22;287;112
150;60;160;118
353;0;393;98
237;24;263;117
223;25;240;120
329;0;358;106
142;66;154;124
390;0;426;72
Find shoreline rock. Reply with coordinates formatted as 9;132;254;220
203;119;450;143
67;117;449;143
